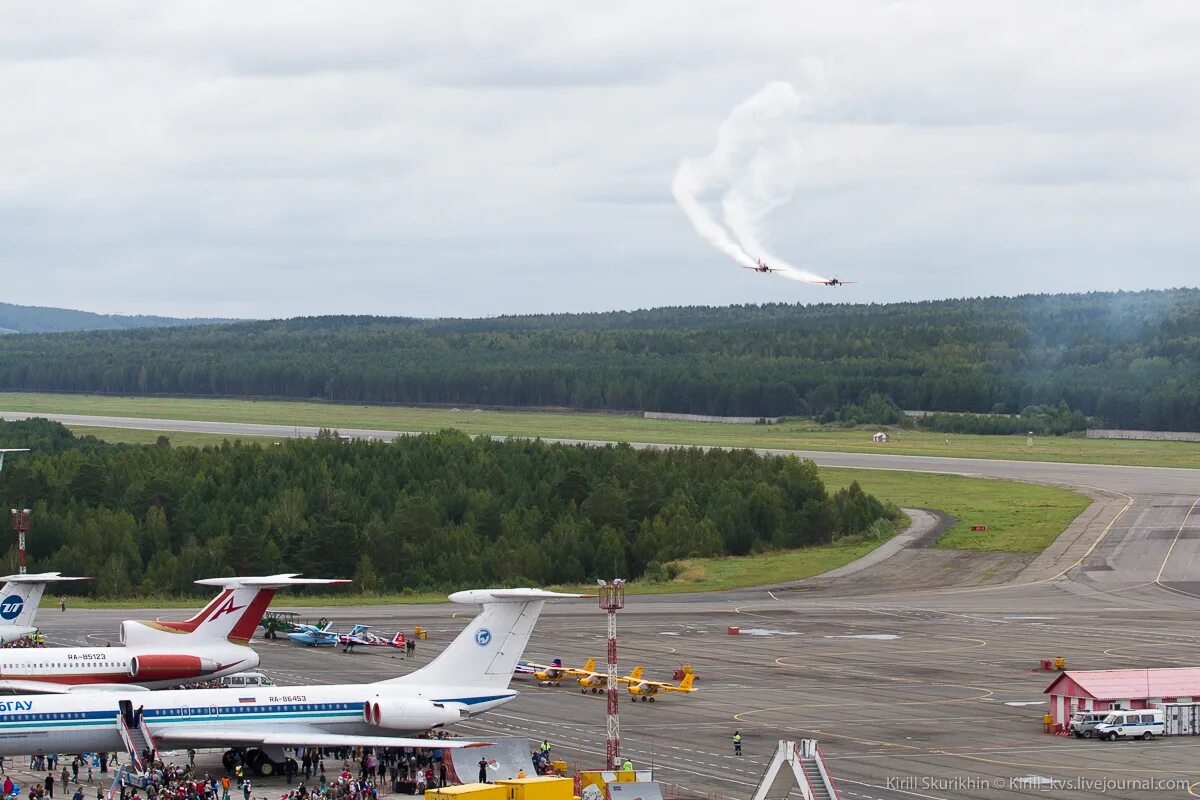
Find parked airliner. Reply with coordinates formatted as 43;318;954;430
0;588;583;776
0;574;346;693
0;572;90;645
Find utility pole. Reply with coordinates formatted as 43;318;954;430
598;578;625;769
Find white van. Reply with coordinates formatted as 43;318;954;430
1068;711;1109;738
1094;709;1164;741
218;671;275;688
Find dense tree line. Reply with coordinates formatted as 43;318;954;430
0;290;1196;430
919;403;1092;436
0;301;227;334
0;420;897;597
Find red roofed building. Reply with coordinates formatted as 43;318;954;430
1044;668;1200;726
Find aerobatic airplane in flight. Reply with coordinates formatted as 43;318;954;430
0;588;584;778
0;574;346;693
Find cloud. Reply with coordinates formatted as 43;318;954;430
0;1;1199;317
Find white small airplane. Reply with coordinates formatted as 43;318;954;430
0;587;584;778
0;574;346;694
0;572;90;645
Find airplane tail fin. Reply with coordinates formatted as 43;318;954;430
678;673;695;691
122;574;349;646
580;657;595;673
629;665;644;680
383;588;587;689
0;572;90;629
391;631;406;647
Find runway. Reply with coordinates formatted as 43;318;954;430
7;410;1200;798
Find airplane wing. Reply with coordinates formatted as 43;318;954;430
153;724;490;750
0;681;151;695
634;679;696;692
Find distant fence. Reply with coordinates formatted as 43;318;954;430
644;412;782;425
1086;429;1200;443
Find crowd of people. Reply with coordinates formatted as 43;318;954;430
0;734;485;800
1;636;46;649
0;729;551;800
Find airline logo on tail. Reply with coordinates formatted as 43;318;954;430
141;587;277;644
0;596;24;621
211;595;248;620
475;629;492;647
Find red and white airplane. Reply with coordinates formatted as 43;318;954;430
339;625;405;652
0;574;346;693
742;259;779;273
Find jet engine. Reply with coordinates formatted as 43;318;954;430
129;654;220;680
362;698;465;730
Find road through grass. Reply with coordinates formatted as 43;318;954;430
2;391;1196;468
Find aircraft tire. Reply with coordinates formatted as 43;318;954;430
648;697;655;703
249;750;277;777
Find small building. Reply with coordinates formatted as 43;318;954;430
1044;668;1200;726
872;432;888;443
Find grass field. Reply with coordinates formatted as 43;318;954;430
70;425;277;447
820;468;1089;552
1;391;1196;468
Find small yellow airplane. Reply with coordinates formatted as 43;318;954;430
578;664;642;694
627;667;697;702
520;658;599;686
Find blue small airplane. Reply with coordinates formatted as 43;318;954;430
286;621;338;646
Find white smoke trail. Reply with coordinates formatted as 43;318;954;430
672;81;830;284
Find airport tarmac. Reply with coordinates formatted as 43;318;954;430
32;565;1200;800
8;411;1200;797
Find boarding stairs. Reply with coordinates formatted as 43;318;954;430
750;740;840;800
116;712;158;773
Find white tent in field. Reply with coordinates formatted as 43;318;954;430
872;432;888;443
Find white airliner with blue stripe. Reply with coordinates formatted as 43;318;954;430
0;572;90;646
0;588;583;773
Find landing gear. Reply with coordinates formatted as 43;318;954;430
252;750;278;777
227;749;284;778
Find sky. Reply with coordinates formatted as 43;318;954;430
2;1;1199;319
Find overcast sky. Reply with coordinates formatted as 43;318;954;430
2;1;1199;319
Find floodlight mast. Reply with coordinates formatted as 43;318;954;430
10;509;31;575
598;578;625;769
1;449;32;574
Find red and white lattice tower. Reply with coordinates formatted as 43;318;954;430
598;578;625;769
10;509;31;575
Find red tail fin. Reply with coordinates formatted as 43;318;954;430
142;575;350;644
143;587;278;644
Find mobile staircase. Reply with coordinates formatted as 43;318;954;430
116;705;158;774
750;740;840;800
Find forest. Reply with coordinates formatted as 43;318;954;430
0;420;899;597
0;289;1196;430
